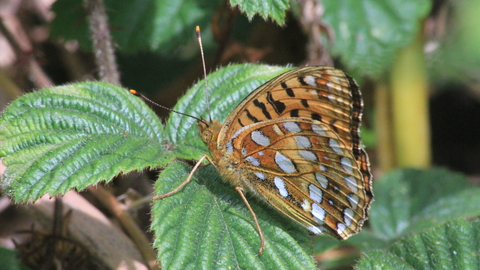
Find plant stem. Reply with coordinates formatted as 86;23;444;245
87;186;160;270
85;0;120;84
375;79;395;171
390;24;431;168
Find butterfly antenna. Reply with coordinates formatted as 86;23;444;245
129;89;208;125
196;26;212;122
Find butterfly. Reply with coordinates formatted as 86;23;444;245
136;65;373;255
195;66;373;249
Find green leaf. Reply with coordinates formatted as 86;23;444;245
50;0;222;52
165;64;292;160
230;0;290;25
0;248;31;270
344;168;480;250
152;162;315;270
428;0;480;85
321;0;432;78
356;219;480;269
0;82;173;202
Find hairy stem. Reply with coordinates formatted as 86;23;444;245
85;0;120;84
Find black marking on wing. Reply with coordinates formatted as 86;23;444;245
267;92;286;114
329;119;339;133
281;82;295;97
298;76;308;86
301;99;309;108
245;109;260;123
290;109;299;117
253;99;272;119
237;118;245;127
312;113;322;122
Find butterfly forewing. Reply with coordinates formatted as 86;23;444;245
220;67;355;149
202;66;373;240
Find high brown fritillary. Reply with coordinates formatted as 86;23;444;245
134;65;374;255
198;66;373;244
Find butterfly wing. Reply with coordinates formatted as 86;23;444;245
218;66;372;202
218;66;372;213
220;67;358;150
224;118;369;238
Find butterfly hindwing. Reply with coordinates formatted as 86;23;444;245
225;118;369;238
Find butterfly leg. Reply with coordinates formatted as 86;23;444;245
235;187;265;255
153;154;209;200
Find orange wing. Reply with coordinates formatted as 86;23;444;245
218;66;373;211
224;118;370;238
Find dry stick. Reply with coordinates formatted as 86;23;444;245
39;197;63;270
298;0;333;66
211;3;237;66
0;18;53;88
87;186;160;270
86;0;120;84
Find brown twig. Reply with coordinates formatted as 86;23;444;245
212;0;238;66
0;17;53;88
297;0;334;66
39;197;64;270
87;186;160;270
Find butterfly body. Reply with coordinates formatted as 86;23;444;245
197;66;373;240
